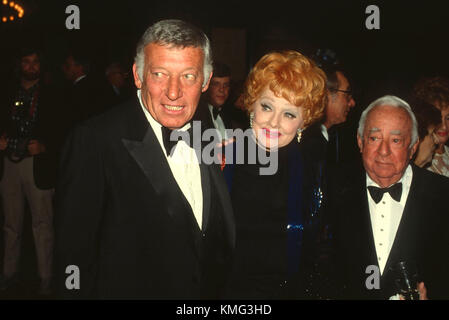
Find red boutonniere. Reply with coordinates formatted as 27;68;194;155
220;153;226;171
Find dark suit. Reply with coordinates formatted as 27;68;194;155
99;82;132;111
54;96;235;299
329;161;449;299
66;75;104;129
194;96;248;133
301;122;328;166
0;81;63;189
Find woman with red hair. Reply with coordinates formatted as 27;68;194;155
224;50;327;299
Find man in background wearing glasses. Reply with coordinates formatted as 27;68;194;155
300;51;356;298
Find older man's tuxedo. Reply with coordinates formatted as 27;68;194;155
54;95;235;299
329;161;449;299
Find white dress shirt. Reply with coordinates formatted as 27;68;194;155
137;90;203;230
320;124;329;142
73;74;87;85
208;104;228;141
366;165;413;274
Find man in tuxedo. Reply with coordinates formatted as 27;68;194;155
62;50;102;127
330;95;449;299
54;19;235;299
302;51;356;167
196;62;233;140
300;59;357;274
100;62;132;109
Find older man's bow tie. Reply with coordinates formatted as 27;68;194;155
212;107;222;120
367;183;402;203
161;126;192;157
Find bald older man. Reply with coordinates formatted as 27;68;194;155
329;95;449;300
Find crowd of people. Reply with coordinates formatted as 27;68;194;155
0;18;449;300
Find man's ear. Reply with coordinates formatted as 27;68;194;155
132;63;142;89
357;134;364;153
201;71;213;93
409;139;419;159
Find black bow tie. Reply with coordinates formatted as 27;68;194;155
161;125;192;157
212;107;222;120
367;183;402;204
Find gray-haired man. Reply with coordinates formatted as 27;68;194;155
55;19;235;299
329;95;449;299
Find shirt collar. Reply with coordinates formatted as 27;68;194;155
320;124;329;141
74;74;87;85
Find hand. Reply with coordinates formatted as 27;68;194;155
418;282;428;300
0;135;7;151
27;140;46;156
414;141;436;168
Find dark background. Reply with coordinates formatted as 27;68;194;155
1;0;449;101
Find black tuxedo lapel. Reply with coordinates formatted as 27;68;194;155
208;164;236;249
333;165;380;292
122;129;194;223
382;166;424;280
121;98;202;253
350;172;379;270
200;162;211;231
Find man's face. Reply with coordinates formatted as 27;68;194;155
21;53;40;81
107;67;126;88
62;56;79;82
326;71;356;127
208;76;231;108
133;43;211;129
357;105;418;188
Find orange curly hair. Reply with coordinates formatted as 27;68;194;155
243;50;327;128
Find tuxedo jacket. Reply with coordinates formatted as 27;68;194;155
98;82;133;111
329;161;449;299
194;95;249;133
0;81;64;189
301;122;328;166
54;96;235;299
194;97;232;132
66;76;105;129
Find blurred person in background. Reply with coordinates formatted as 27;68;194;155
0;47;62;295
411;99;441;168
414;76;449;177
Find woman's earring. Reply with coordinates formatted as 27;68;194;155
297;128;303;143
250;112;254;128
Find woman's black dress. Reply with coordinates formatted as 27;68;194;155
224;138;314;299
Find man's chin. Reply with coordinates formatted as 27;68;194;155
160;119;190;129
369;169;403;186
22;74;40;81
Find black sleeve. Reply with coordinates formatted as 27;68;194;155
54;123;105;299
